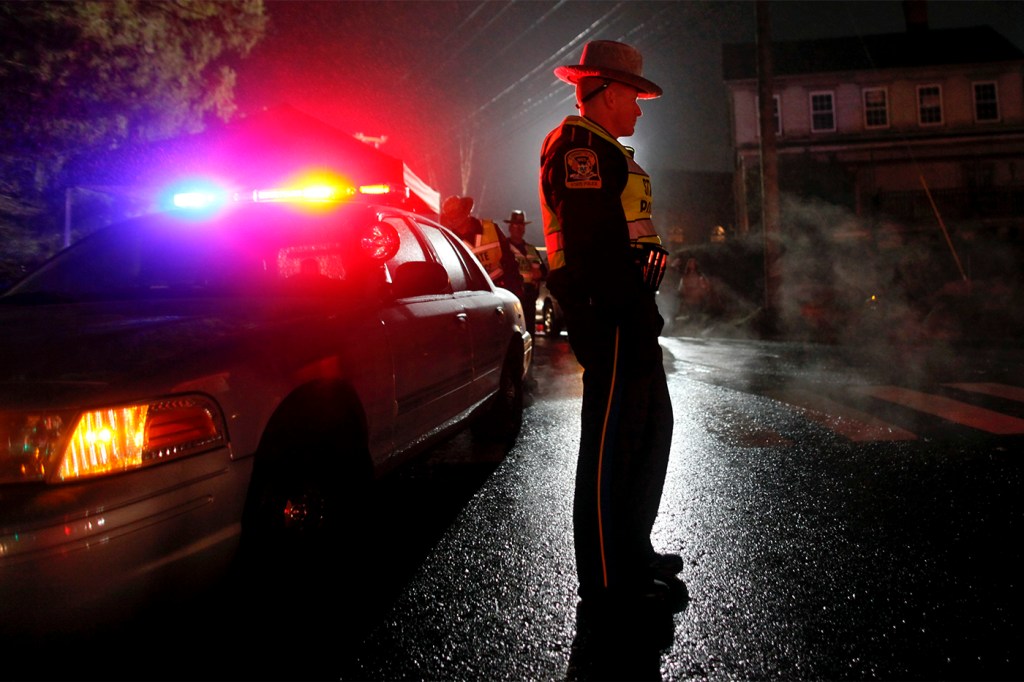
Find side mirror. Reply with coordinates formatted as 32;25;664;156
391;261;451;298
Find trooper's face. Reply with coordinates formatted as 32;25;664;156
606;82;642;138
449;216;470;235
510;222;525;241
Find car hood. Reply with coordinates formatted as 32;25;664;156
0;298;328;406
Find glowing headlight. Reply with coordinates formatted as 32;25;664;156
0;395;226;484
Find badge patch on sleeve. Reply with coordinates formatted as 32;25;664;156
564;149;601;188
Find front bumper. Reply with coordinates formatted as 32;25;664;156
0;447;252;633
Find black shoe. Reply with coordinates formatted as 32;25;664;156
649;552;684;579
580;577;688;615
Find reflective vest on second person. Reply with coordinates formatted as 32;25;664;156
509;240;545;291
466;218;506;284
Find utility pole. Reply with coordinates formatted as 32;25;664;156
756;0;781;334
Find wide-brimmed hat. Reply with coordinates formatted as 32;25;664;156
503;210;531;226
441;195;474;220
554;40;662;99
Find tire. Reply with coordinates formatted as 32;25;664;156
543;299;563;336
472;345;524;445
241;416;370;565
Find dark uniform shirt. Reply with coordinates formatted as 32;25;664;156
539;115;660;327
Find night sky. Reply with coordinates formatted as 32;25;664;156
232;0;1024;239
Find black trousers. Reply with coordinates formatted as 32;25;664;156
562;299;674;596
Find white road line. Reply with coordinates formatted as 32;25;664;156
857;386;1024;435
768;388;917;442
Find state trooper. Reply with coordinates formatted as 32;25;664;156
504;209;547;336
441;195;523;296
538;40;684;612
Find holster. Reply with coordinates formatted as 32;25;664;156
631;243;670;292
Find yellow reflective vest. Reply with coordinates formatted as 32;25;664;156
540;115;661;275
464;218;505;283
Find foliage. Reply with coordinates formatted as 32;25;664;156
0;0;266;285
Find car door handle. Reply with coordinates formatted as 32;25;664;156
494;306;505;317
456;313;468;323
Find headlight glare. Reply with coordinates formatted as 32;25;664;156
60;405;148;480
0;395;226;484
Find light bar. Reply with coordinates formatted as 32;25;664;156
252;185;354;203
170;181;389;210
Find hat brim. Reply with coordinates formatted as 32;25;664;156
554;65;662;99
503;220;532;225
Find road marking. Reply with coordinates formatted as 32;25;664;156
857;386;1024;435
768;388;917;441
944;382;1024;403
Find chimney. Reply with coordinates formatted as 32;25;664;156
903;0;929;33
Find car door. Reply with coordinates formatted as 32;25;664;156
378;216;474;457
417;220;510;406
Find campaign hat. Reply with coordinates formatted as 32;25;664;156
503;210;531;226
441;195;474;220
554;40;662;99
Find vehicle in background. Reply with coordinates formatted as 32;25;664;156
0;184;531;633
533;246;565;336
536;280;565;336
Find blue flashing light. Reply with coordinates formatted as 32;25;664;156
173;191;222;209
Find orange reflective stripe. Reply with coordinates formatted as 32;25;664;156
595;325;620;588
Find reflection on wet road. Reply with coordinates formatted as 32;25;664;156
19;334;1023;681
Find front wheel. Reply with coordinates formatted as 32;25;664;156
240;423;369;565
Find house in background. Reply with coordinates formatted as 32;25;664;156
722;13;1024;245
719;4;1024;342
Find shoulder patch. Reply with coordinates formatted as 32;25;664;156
564;148;601;188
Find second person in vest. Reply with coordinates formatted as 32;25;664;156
441;195;524;297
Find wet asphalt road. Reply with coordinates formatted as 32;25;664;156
22;332;1023;681
340;334;1022;681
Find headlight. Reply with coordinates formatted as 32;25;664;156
0;395;226;484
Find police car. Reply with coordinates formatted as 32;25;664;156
0;181;532;632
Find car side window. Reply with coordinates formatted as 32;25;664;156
381;217;453;298
383;217;429;274
419;222;491;293
419;222;470;292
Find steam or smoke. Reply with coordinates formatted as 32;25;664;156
663;193;1022;348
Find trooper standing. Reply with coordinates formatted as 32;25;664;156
441;195;523;296
504;210;547;336
538;40;685;612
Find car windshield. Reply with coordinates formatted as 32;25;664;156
2;205;372;303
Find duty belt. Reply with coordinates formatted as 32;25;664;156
631;242;670;292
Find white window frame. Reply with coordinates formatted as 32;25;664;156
862;87;889;129
809;91;836;133
973;81;1000;122
917;84;944;126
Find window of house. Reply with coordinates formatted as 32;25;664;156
917;85;943;125
810;91;835;132
863;87;889;128
974;81;1000;122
